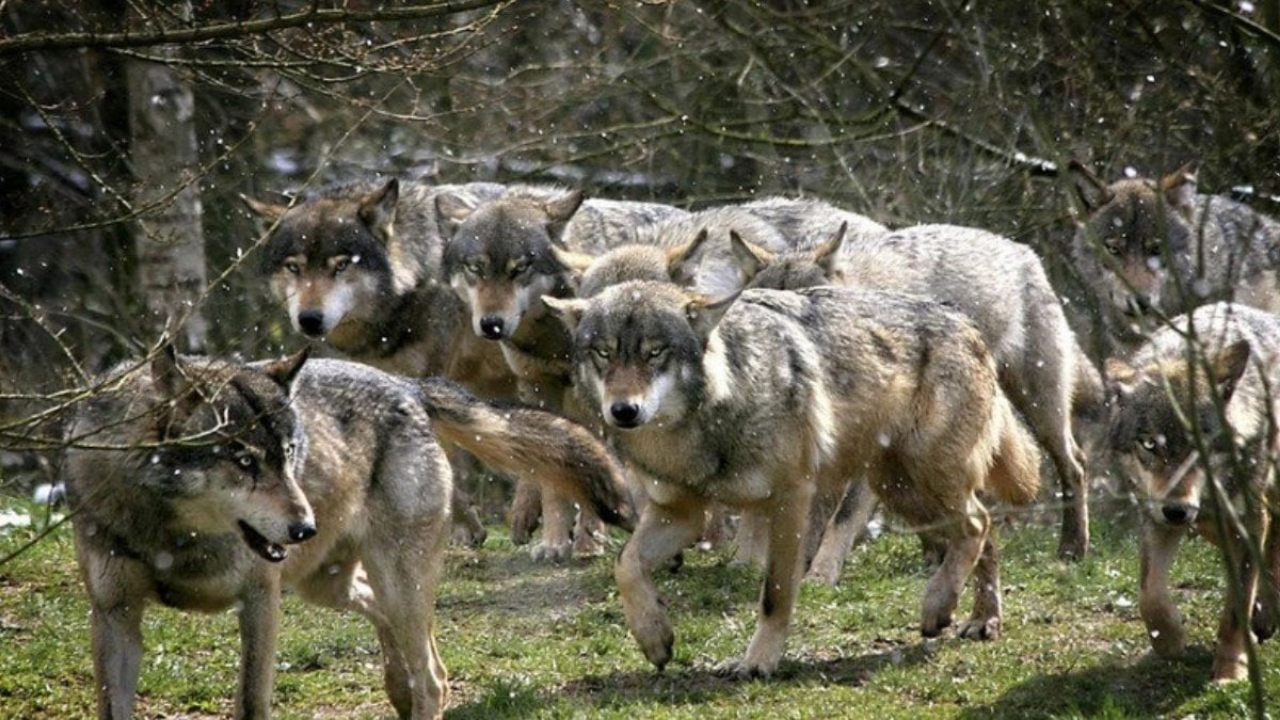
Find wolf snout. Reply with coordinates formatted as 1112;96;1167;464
479;315;508;340
1160;503;1197;526
297;310;326;337
288;520;318;543
609;400;642;428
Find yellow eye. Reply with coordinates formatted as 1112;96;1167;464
466;262;483;276
648;346;667;360
334;258;351;273
236;452;258;472
592;347;610;360
284;262;301;275
1137;436;1159;452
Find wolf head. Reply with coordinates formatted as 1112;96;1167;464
144;346;315;562
739;223;847;291
1105;339;1250;527
1070;161;1202;321
545;280;735;429
246;180;401;346
435;188;584;341
552;230;709;299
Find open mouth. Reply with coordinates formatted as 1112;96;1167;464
238;520;288;562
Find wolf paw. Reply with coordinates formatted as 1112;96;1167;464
529;540;573;563
1211;654;1248;684
920;608;954;638
713;657;773;680
450;509;487;549
1056;534;1088;562
804;563;841;587
1145;624;1186;658
509;509;540;547
572;531;606;558
956;616;1001;641
1252;598;1279;641
636;618;675;671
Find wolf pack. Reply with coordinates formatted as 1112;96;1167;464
59;161;1280;717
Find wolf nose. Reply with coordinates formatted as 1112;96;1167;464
288;521;317;543
610;401;641;427
479;315;506;340
297;310;325;337
1161;504;1196;525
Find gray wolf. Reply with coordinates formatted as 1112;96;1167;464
62;346;632;718
1069;161;1280;355
546;281;1041;677
432;185;685;560
730;222;1100;571
1106;302;1280;683
554;197;884;299
245;178;512;549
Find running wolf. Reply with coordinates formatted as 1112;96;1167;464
433;185;685;560
546;281;1041;677
732;223;1100;572
62;347;632;719
1106;303;1280;683
245;178;511;548
1069;161;1280;354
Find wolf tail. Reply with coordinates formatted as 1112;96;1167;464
1071;344;1106;420
414;377;635;531
985;390;1043;506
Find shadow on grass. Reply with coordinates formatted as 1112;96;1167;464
957;647;1214;719
449;642;935;718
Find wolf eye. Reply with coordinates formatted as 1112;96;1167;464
592;347;610;360
465;262;483;276
235;453;258;473
1104;244;1122;256
334;258;351;273
647;346;668;360
1136;435;1160;453
284;261;301;275
511;261;531;277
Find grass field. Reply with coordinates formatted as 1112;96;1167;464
1;492;1277;719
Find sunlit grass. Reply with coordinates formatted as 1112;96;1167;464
1;492;1277;718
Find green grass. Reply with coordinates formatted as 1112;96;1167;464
1;495;1277;718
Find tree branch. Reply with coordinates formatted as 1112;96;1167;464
0;0;520;55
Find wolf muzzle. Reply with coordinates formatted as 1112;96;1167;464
297;309;326;337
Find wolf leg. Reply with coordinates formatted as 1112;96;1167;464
1004;354;1089;560
723;480;815;678
531;487;575;562
1252;510;1280;641
1212;524;1260;683
449;482;487;549
236;575;283;719
509;478;541;546
957;533;1002;640
572;504;607;558
616;495;707;671
361;522;450;718
1138;519;1187;657
730;509;769;568
79;546;147;720
806;479;878;586
921;497;989;637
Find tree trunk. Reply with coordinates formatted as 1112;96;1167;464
127;1;208;352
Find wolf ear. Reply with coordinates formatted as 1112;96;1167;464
812;222;847;274
434;190;478;241
358;179;400;243
685;290;739;344
543;296;588;334
1103;357;1139;402
240;194;288;221
152;343;191;402
262;346;311;392
1214;339;1251;402
549;245;595;287
668;229;712;285
1068;159;1114;211
1160;161;1198;221
544;189;586;245
725;230;773;285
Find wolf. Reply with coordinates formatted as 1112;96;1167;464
1069;161;1280;355
546;281;1042;677
62;346;633;719
715;223;1099;571
432;185;685;560
245;178;514;549
1106;303;1280;683
555;197;885;300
